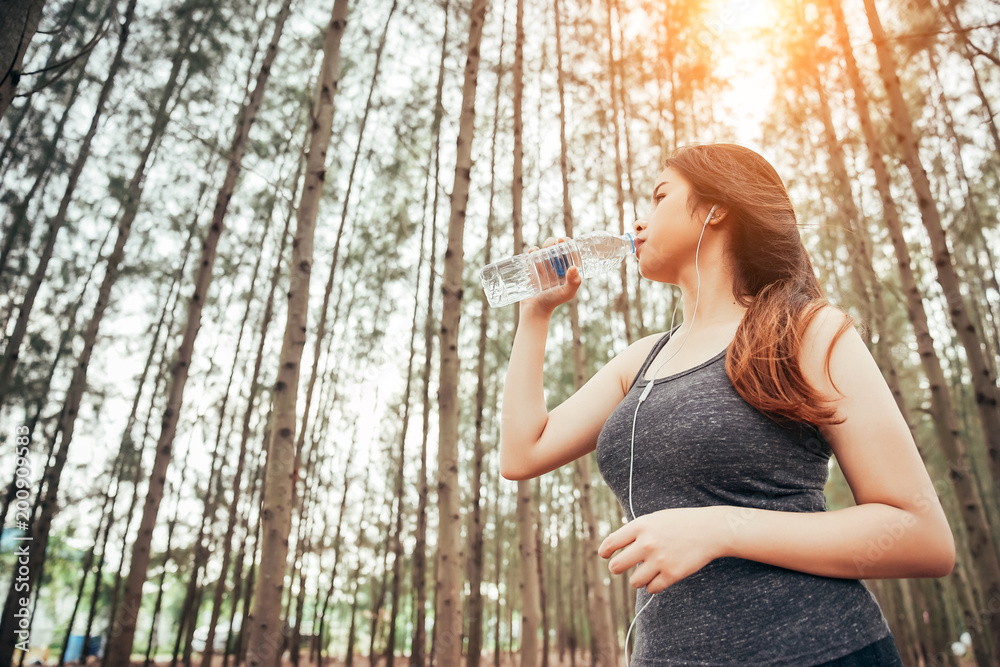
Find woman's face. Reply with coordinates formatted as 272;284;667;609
632;166;713;282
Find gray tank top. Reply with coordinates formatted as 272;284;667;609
595;330;891;665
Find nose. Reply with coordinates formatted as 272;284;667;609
633;218;647;234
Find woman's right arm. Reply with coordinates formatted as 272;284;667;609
500;246;653;480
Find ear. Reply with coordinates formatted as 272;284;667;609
706;205;729;226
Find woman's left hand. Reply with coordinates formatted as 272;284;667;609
598;506;730;594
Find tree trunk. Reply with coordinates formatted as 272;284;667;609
236;433;270;667
0;20;193;666
83;245;191;657
57;462;118;667
536;488;550;667
927;47;1000;384
510;0;541;664
143;443;192;667
201;15;300;667
315;436;358;664
0;0;47;118
411;6;450;667
245;2;349;663
103;205;209;667
830;0;1000;659
605;0;633;343
493;485;504;667
435;0;488;661
111;1;290;658
804;31;911;422
862;0;1000;502
552;0;618;662
177;325;248;667
385;107;434;667
465;7;507;664
291;0;395;528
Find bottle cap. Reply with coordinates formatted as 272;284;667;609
621;232;636;254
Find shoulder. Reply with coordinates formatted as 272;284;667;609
798;304;865;398
605;331;669;394
802;304;854;353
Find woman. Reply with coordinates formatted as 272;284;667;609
500;144;955;666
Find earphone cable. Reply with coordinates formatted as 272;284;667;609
624;206;713;667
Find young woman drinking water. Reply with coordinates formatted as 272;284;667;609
500;143;954;666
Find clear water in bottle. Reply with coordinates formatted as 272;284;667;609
479;231;636;308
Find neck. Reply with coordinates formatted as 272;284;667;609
675;235;745;333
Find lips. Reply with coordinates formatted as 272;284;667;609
635;239;645;256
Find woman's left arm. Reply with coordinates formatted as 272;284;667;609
600;307;956;592
716;306;956;580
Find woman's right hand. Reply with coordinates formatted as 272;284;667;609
519;237;583;317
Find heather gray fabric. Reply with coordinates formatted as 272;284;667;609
595;330;892;666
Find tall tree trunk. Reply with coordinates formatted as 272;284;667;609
410;5;450;666
553;0;618;663
385;144;432;667
927;47;1000;381
76;245;190;658
315;434;358;664
510;0;541;664
291;0;395;521
204;129;300;667
103;204;211;667
108;0;290;657
0;20;193;665
493;484;504;667
435;0;488;661
536;487;550;667
57;459;118;667
345;437;378;667
245;2;349;664
465;5;507;663
829;0;1000;660
0;0;133;407
604;0;632;343
236;431;270;667
177;308;249;667
0;0;47;118
224;448;263;667
862;0;1000;497
804;27;911;421
143;443;191;667
289;489;318;667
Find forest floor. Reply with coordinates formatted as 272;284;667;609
52;653;590;667
54;648;983;667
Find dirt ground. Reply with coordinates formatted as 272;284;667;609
54;652;589;667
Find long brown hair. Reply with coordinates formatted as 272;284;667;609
663;143;851;426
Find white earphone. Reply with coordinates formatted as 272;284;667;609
623;203;717;666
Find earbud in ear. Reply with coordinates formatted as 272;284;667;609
703;204;718;226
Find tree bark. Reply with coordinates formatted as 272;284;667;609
107;6;284;656
142;439;192;667
0;18;193;665
0;0;47;118
605;0;633;343
465;6;508;664
510;0;542;663
197;5;298;664
435;0;488;661
830;0;1000;659
245;2;349;663
410;7;450;666
862;0;1000;501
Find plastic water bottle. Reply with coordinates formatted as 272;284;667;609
479;231;636;308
